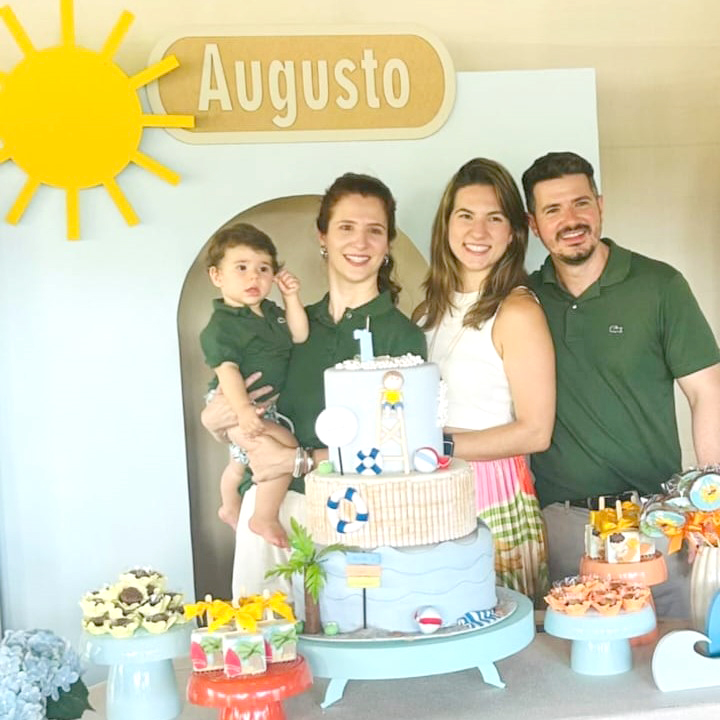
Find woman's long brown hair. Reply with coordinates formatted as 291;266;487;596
413;158;529;330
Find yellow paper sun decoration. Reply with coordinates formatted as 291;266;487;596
0;0;194;239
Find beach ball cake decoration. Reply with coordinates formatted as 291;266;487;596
414;606;443;634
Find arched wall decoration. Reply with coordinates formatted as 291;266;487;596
0;0;194;240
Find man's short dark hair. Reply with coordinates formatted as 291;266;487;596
522;151;598;214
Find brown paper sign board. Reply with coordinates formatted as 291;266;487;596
147;26;455;143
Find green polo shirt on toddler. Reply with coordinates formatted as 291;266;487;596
529;239;720;506
200;298;293;396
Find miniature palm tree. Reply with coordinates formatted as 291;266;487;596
265;517;347;634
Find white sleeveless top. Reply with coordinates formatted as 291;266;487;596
426;291;514;430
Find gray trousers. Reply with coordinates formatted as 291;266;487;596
542;502;691;619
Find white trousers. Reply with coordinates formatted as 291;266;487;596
231;486;307;599
542;502;691;619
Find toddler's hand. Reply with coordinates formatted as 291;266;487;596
237;403;265;438
275;270;300;296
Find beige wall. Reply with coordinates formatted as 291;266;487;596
3;0;716;458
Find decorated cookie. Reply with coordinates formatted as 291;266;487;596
689;472;720;511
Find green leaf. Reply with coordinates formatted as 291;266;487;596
289;519;315;559
46;679;93;720
318;543;350;559
304;564;324;602
200;635;222;653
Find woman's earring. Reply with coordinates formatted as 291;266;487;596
320;246;328;259
383;254;390;266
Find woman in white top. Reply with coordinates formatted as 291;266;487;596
413;158;555;601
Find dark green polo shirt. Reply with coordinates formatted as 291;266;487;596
200;298;293;395
529;239;720;506
279;291;427;451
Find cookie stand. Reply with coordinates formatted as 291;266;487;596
81;623;192;720
298;587;533;709
544;604;656;676
580;551;667;645
186;655;313;720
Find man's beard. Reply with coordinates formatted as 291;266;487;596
555;225;596;266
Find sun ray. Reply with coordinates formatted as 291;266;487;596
130;56;179;90
103;178;138;226
100;11;133;61
0;6;35;56
131;151;180;185
0;0;194;239
60;0;74;47
6;177;40;225
66;187;79;240
142;113;195;129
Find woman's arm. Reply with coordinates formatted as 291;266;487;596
244;435;329;484
200;371;274;440
214;363;264;437
451;290;556;461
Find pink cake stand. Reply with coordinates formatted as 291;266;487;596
579;551;667;645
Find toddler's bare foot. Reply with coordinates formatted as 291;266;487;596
249;515;289;548
218;505;239;531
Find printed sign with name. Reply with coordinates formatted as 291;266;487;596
147;25;455;143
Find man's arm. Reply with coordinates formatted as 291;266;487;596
677;362;720;465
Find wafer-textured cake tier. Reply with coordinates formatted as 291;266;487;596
305;459;476;548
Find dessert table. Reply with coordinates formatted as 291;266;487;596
88;619;720;720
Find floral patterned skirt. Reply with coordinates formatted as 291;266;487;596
470;455;549;604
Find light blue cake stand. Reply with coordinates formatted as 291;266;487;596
81;623;192;720
298;588;533;709
544;605;655;676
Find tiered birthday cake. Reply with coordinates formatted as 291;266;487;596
301;353;497;634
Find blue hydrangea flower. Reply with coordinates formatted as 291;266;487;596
0;629;87;719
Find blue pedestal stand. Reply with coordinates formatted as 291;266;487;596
298;588;533;709
81;623;192;720
544;606;655;676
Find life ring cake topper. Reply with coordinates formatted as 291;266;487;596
0;0;194;240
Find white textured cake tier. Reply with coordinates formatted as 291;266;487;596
293;524;497;633
305;460;476;548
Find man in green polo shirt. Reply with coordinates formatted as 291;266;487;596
522;151;720;617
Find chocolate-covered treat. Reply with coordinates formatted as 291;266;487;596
83;614;110;635
118;585;146;608
142;612;178;634
108;615;141;638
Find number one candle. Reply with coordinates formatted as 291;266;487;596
353;317;374;362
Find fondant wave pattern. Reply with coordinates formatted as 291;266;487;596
311;525;498;633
